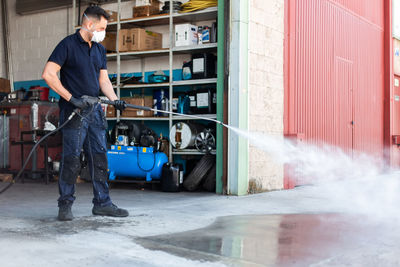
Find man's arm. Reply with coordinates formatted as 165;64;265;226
42;62;72;101
99;69;118;101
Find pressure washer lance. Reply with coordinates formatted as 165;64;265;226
0;96;228;195
100;98;229;127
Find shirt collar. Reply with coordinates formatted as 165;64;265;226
76;29;88;43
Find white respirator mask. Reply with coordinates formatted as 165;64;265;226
91;30;106;43
83;13;106;43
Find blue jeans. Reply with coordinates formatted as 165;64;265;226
58;104;112;207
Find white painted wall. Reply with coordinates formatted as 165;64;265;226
248;0;285;192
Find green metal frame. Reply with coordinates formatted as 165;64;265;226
216;0;225;194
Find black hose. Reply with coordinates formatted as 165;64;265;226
0;110;79;195
136;146;156;173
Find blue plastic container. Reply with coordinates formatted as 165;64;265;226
107;145;168;182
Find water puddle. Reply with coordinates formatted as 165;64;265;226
138;214;400;266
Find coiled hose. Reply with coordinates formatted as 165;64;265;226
179;0;218;13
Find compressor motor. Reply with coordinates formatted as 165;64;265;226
111;122;158;148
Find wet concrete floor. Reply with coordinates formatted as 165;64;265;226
139;214;400;266
2;183;400;266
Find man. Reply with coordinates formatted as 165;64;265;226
42;6;128;221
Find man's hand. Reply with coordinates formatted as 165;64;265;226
114;100;126;111
69;96;90;109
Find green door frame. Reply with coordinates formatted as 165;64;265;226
216;0;225;194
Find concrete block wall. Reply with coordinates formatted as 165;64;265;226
4;0;199;83
6;0;71;81
248;0;285;192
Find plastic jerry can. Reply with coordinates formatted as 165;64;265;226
161;163;183;192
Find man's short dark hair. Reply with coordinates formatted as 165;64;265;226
83;6;110;21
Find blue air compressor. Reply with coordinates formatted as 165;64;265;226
107;145;168;182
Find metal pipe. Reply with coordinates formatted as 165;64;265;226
116;0;121;120
101;99;228;128
168;0;174;161
2;114;6;168
72;0;76;33
1;0;14;91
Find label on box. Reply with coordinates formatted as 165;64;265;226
189;96;196;107
193;58;205;74
10;108;16;114
202;29;210;43
137;110;144;116
197;93;209;108
172;98;179;110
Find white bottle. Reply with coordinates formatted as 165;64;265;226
31;103;39;130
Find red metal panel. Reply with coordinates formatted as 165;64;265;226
5;103;61;171
284;0;385;188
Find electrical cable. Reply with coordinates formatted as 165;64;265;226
179;0;218;13
0;109;80;194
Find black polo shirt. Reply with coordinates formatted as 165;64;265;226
48;30;107;111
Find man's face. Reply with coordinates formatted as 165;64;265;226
87;16;108;32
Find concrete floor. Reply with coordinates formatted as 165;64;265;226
0;182;399;267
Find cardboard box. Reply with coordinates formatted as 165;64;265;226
106;10;118;22
102;28;162;52
130;28;162;51
101;30;130;52
121;96;154;117
175;24;198;47
133;4;160;18
102;32;117;52
134;0;160;7
106;105;116;118
0;78;11;93
119;29;132;52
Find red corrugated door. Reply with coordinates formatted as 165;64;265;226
284;0;385;188
335;57;353;155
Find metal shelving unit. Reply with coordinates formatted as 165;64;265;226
106;43;218;61
107;117;170;121
172;114;217;120
172;149;217;155
72;0;219;159
114;78;217;89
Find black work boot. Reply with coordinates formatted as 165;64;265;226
92;204;129;217
58;203;73;221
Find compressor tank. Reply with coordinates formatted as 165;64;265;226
107;145;168;182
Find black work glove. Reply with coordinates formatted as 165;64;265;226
114;99;126;111
69;96;90;110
